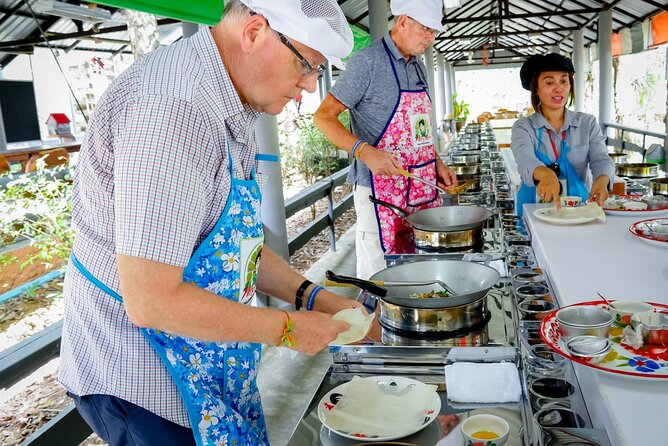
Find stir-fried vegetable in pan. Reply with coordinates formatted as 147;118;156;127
410;290;450;299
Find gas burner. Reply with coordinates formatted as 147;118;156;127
379;310;492;347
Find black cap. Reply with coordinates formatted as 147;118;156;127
520;53;575;90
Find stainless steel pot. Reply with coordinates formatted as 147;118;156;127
615;163;659;178
650;178;668;196
450;163;481;175
608;152;627;164
451;153;481;164
369;197;493;232
371;260;500;333
413;225;483;250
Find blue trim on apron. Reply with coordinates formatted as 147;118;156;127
516;127;590;216
71;142;267;446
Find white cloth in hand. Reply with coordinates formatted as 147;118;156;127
324;376;438;437
444;362;521;403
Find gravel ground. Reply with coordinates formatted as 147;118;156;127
0;189;356;445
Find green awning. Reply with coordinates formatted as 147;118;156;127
95;0;225;26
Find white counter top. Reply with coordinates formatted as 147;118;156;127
524;204;667;446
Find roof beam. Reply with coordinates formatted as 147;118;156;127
439;26;579;40
0;18;178;49
442;8;603;23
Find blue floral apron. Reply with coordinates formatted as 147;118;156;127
71;144;268;446
516;127;589;216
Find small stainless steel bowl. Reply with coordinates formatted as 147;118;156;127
631;311;668;345
556;306;613;341
518;299;556;321
566;335;611;362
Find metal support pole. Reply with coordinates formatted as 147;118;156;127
447;64;457;133
181;22;199;38
323;61;333;94
368;0;389;42
424;45;438;143
598;10;613;134
256;114;289;307
327;182;336;252
435;53;447;132
573;29;585;112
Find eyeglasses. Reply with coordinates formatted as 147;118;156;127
276;32;326;78
407;17;438;36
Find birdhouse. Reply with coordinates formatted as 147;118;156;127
46;113;73;138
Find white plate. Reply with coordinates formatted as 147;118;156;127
317;376;441;442
533;207;601;225
629;218;668;248
604;208;668;217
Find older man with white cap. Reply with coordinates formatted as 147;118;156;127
58;1;359;445
315;0;458;279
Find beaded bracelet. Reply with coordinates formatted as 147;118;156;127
278;310;295;348
350;139;363;158
306;285;324;311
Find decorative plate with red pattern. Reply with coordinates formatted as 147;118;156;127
540;301;668;380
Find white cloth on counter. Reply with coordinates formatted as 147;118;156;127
324;376;438;437
329;308;375;345
444;362;521;403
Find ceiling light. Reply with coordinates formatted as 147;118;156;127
443;0;462;7
33;0;112;22
528;33;542;42
458;39;471;45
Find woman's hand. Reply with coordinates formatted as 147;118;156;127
287;310;350;355
436;159;458;189
533;166;561;206
588;176;610;206
358;145;403;176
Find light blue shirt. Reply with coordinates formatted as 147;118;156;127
510;109;614;188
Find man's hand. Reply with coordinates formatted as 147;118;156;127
358;145;403;176
436;159;458;189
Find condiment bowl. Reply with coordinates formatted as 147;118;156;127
631;311;668;345
556;306;613;341
460;414;509;445
560;196;582;207
609;301;654;326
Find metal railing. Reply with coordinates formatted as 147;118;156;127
284;166;353;256
0;166;355;445
602;123;667;171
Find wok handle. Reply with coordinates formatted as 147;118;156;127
368;195;408;218
324;270;388;297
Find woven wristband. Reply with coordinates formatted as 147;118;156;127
355;142;368;159
351;139;362;158
278;310;295;348
295;279;312;311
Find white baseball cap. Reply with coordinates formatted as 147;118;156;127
391;0;445;32
239;0;353;69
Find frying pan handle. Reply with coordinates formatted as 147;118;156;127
368;195;408;218
324;270;388;297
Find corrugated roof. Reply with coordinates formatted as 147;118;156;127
0;0;665;69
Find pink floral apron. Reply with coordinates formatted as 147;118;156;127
370;38;442;254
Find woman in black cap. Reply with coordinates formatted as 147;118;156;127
510;53;614;215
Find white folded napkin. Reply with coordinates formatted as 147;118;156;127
324;376;438;437
328;308;375;346
444;362;521;403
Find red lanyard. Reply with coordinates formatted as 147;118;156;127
547;131;566;160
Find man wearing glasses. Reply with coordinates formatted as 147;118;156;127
315;0;458;279
59;1;361;445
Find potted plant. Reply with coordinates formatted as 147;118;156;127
452;93;470;132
